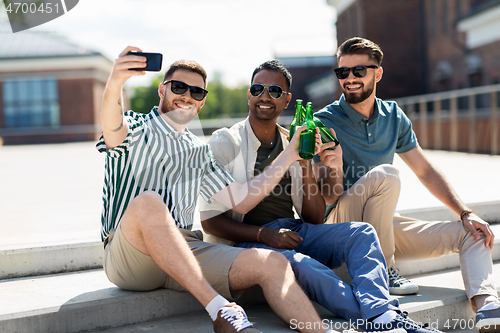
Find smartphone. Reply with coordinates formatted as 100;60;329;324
127;51;163;72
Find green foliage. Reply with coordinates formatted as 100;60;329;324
129;74;163;114
129;72;249;119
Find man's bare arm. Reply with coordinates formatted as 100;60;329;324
201;211;303;249
101;46;147;149
399;146;494;249
314;128;344;206
300;159;326;224
212;126;321;215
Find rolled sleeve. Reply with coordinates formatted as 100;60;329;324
95;112;146;158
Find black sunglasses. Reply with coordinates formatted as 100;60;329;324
249;84;289;99
333;65;378;80
162;80;208;101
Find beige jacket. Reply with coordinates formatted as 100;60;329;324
199;117;304;245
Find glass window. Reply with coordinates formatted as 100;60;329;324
2;77;60;128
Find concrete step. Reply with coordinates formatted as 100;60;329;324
2;221;500;281
0;241;103;280
1;261;499;333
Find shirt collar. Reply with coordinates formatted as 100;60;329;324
149;106;190;139
339;94;380;124
245;116;289;149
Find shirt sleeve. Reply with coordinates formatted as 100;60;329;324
395;106;419;154
95;111;146;158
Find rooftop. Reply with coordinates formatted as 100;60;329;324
0;22;101;60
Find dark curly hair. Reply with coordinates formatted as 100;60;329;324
251;59;292;90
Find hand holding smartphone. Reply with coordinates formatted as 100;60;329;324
127;51;163;72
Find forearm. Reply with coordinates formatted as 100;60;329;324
418;165;469;215
400;147;469;216
231;149;297;214
300;162;326;224
315;162;343;206
100;46;146;149
101;80;128;148
201;211;261;242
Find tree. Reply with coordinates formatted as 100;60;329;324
129;74;163;114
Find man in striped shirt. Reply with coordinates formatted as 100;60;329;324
97;46;342;333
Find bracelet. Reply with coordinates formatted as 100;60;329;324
256;227;265;242
460;209;474;221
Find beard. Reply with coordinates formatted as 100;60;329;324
343;76;375;104
159;97;200;125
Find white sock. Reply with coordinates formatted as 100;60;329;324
479;300;500;312
372;310;398;324
206;295;230;321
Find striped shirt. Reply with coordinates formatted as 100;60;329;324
96;107;234;241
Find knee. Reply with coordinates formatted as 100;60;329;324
130;191;164;211
127;191;172;224
247;249;293;277
351;222;379;240
368;164;401;193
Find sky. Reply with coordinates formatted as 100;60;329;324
1;0;337;87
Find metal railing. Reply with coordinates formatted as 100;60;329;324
395;84;500;155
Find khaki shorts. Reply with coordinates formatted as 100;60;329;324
103;226;244;299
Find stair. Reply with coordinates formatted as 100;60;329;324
1;220;499;332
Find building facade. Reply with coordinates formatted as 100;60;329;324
328;0;500;98
0;28;112;144
277;55;337;113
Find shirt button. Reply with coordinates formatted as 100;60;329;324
368;133;372;136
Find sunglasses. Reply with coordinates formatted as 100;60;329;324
249;84;289;99
162;80;208;101
333;65;378;80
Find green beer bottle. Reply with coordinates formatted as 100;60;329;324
313;117;340;150
299;102;317;159
289;99;304;141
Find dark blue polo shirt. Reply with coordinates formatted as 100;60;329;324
314;94;418;193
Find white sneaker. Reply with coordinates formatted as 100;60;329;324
388;267;419;295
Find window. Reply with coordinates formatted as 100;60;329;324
2;77;60;128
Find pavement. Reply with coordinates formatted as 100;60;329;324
1;140;499;332
0;140;499;251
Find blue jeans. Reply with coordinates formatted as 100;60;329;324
235;219;399;320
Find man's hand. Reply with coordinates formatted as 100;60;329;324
109;46;148;86
462;212;494;250
260;228;303;249
286;126;322;162
298;128;322;167
318;128;343;170
101;46;149;149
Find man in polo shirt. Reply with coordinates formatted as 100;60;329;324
313;37;499;332
98;46;342;333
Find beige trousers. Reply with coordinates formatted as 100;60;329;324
327;164;496;299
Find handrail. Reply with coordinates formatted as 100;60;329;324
394;83;500;104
